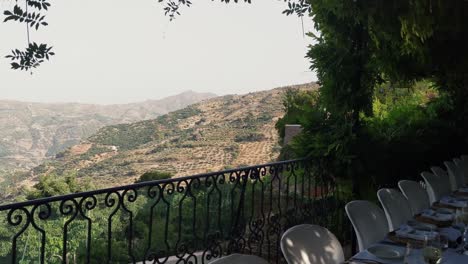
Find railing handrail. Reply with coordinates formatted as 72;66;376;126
0;158;308;210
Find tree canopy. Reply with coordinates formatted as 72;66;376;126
275;0;468;197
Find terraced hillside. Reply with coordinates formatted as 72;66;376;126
12;83;318;193
0;91;215;178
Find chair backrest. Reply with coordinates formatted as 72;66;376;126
445;161;464;190
345;200;389;252
421;171;448;204
377;188;413;231
281;224;344;264
398;180;430;215
210;254;269;264
431;166;453;192
455;157;468;185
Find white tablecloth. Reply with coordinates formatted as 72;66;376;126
351;243;468;264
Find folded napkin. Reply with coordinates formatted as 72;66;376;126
458;187;468;193
395;225;438;240
421;209;454;221
439;196;468;207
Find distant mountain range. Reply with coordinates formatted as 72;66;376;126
3;83;317;192
0;83;318;202
0;91;216;177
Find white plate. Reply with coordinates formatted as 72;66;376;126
367;245;405;259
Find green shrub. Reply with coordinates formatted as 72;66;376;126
275;88;319;142
135;171;172;183
90;122;157;150
26;173;93;199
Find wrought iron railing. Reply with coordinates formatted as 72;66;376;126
0;158;352;264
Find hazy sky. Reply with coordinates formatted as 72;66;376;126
0;0;316;104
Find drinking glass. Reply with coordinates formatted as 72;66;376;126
438;235;449;250
422;235;442;264
403;241;415;264
461;207;468;252
455;208;463;226
462;207;468;226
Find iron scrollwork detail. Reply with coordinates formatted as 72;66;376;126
0;158;349;264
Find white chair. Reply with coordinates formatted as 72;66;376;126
209;254;269;264
377;188;413;231
398;180;430;215
445;161;465;190
431;166;454;192
281;224;344;264
345;200;389;252
421;171;450;204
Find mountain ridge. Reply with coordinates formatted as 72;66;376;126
0;91;217;177
0;90;214;105
4;83;318;198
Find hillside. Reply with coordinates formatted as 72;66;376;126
0;91;216;180
5;83;318;198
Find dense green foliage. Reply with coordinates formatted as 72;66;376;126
135;171;172;183
275;89;318;141
26;173;95;200
272;0;468;197
89;122;158;150
278;81;466;198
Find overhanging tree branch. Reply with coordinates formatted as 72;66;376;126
3;0;54;72
2;0;309;71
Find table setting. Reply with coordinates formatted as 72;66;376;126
348;190;468;264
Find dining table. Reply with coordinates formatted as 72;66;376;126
348;242;468;263
347;191;468;264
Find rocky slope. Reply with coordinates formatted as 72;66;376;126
12;83;317;193
0;91;216;179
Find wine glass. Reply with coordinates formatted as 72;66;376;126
462;207;468;253
403;241;421;264
422;234;442;264
438;234;449;250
